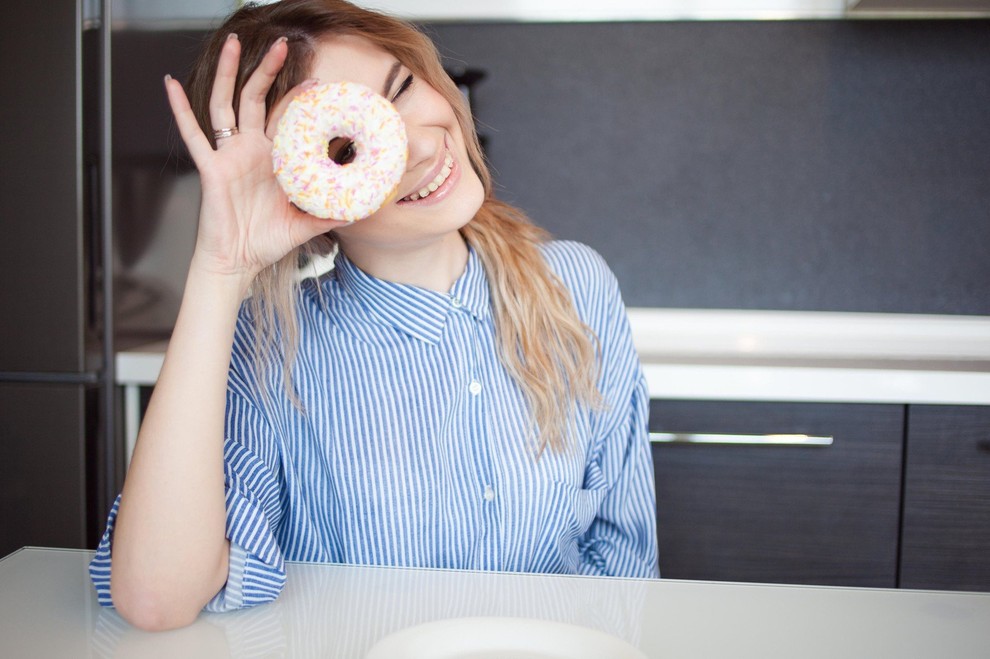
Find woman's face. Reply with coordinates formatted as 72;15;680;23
300;34;485;254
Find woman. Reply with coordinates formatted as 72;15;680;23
90;0;658;631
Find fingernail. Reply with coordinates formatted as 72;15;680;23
276;36;288;44
227;32;238;41
164;74;172;82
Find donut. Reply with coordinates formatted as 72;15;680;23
271;81;408;222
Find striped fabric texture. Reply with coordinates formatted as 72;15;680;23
90;240;658;611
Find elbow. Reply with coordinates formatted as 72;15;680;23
107;547;228;631
111;582;202;632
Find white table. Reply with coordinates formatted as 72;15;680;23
2;547;989;658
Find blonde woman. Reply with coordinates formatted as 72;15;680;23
91;0;658;631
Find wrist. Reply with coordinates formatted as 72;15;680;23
186;252;258;301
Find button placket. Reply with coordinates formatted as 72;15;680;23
459;312;500;570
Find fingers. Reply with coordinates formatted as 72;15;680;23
164;75;213;165
238;37;290;132
208;33;241;138
166;34;306;165
205;34;293;144
264;77;321;140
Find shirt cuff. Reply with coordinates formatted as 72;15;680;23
204;542;249;612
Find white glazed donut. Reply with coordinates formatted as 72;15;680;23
272;81;408;221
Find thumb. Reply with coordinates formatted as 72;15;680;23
287;208;350;248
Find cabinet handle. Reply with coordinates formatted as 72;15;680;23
649;432;833;447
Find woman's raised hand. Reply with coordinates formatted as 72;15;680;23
164;34;345;284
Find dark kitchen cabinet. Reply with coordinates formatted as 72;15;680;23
900;405;990;592
650;400;904;587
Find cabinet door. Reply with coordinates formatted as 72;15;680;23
900;405;990;592
650;400;903;587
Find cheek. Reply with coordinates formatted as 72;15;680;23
412;84;462;128
462;165;486;208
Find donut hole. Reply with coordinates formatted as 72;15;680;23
327;136;357;165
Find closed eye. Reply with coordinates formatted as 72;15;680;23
391;74;413;103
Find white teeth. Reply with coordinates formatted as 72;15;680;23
402;151;454;202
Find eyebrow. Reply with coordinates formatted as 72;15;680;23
382;61;402;98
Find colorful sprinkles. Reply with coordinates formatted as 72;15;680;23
272;81;408;222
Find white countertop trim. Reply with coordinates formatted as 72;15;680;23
642;363;990;405
626;308;990;363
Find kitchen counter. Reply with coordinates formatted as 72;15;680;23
116;310;990;461
2;547;989;658
118;309;990;404
628;309;990;406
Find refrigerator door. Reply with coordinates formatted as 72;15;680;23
1;2;95;375
1;0;114;553
0;383;94;556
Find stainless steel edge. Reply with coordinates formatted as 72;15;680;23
100;0;117;511
649;432;834;446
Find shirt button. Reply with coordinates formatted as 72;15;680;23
469;380;482;395
483;486;495;502
450;296;463;309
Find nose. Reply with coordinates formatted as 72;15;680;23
404;122;441;173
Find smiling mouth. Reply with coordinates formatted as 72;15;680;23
400;152;455;202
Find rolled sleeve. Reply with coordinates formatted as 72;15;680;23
578;371;659;578
547;241;658;578
204;436;287;611
88;496;120;607
89;388;287;611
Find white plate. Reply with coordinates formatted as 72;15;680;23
365;616;648;659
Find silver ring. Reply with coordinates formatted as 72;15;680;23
213;126;239;139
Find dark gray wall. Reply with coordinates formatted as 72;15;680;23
427;20;990;314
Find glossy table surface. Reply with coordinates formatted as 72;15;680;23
2;547;989;658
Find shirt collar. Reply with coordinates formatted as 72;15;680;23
334;246;490;345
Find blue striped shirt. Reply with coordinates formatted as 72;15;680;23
90;240;658;611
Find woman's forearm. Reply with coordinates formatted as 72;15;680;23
110;258;254;631
107;31;340;632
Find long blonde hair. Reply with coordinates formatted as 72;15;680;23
187;0;602;455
